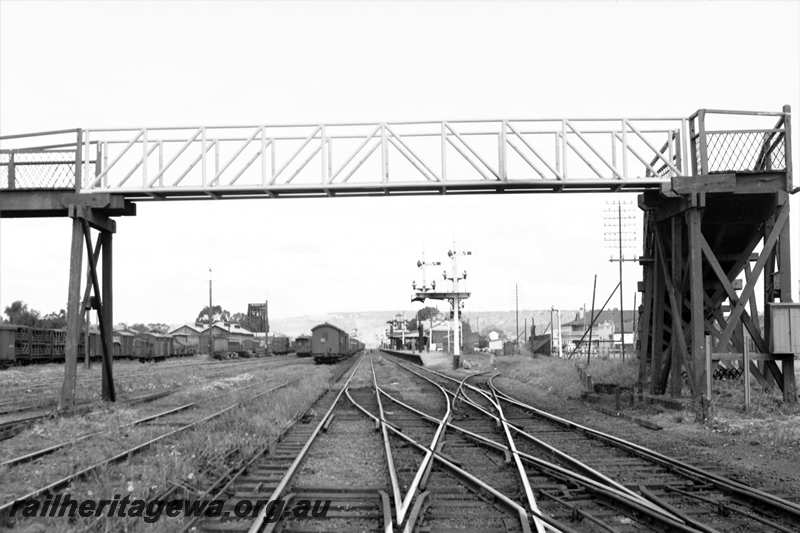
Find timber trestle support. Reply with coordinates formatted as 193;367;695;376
637;106;796;419
60;207;117;407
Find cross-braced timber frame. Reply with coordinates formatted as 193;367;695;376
637;107;795;418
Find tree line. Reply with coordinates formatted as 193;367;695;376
2;300;68;329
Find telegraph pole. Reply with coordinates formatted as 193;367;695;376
208;267;213;357
605;200;637;362
587;274;597;366
515;282;519;352
618;202;625;361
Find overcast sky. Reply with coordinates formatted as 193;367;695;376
1;1;799;325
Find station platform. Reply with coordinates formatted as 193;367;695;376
379;349;452;368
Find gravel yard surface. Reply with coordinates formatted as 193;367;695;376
1;358;336;532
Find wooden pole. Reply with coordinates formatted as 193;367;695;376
651;246;666;394
101;230;115;401
618;202;625;361
670;216;683;397
776;192;796;402
83;306;90;369
705;335;712;415
515;282;519;353
743;340;751;411
59;218;84;412
587;274;597;366
688;206;706;420
523;317;527;348
208;268;213;357
81;220;114;402
59;130;84;413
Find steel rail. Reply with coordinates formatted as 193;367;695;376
0;379;295;515
385;358;688;527
0;351;293;399
465;373;704;526
488;380;800;520
75;359;359;533
375;382;701;533
178;376;357;533
0;370;287;468
396;359;666;515
0;402;195;468
0;356;294;427
371;355;452;528
443;370;546;532
345;387;557;533
661;485;795;533
247;356;363;533
477;373;661;510
370;356;404;526
487;377;547;532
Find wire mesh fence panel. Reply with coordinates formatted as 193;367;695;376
704;130;786;173
0;150;77;189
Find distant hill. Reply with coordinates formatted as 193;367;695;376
462;310;581;337
270;309;582;347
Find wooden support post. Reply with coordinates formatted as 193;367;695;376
59;218;84;412
776;195;795;402
7;152;15;189
654;225;694;395
743;341;751;411
783;356;796;403
697;110;708;175
588;274;597;367
784;105;793;191
80;221;115;401
670;216;683;397
651;247;666;394
101;230;115;401
637;263;653;394
83;306;90;369
705;335;713;414
687;206;706;419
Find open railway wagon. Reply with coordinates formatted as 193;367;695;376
311;323;364;364
293;335;311;357
0;324;196;367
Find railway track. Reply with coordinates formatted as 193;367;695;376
0;375;303;523
486;377;800;533
181;354;372;532
382;355;800;532
196;352;699;532
0;355;301;416
7;350;797;532
359;355;548;533
368;355;697;532
0;387;177;443
0;356;304;443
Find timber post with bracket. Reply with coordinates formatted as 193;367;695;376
0;129;135;412
637;106;796;420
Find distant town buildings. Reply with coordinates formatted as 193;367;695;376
558;309;635;357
